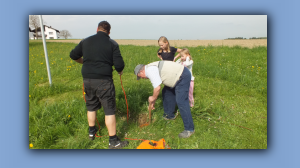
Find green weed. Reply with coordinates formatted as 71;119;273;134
29;42;267;149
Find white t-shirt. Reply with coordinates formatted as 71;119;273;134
145;66;162;88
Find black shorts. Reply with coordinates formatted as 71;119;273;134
83;78;116;115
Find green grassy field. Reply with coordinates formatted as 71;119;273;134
29;41;267;149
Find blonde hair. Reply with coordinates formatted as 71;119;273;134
180;48;192;60
158;36;171;53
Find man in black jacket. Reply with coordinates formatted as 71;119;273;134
70;21;128;149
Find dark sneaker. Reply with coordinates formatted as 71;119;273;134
178;130;195;138
109;137;129;149
163;110;179;120
89;127;98;140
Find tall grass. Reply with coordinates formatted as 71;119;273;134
29;41;267;149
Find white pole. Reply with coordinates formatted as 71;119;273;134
38;15;52;86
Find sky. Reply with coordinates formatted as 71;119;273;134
40;15;267;40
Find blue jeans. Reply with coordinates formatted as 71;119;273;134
162;67;194;131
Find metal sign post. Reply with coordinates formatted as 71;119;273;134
38;15;52;86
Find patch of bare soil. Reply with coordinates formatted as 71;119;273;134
138;113;149;126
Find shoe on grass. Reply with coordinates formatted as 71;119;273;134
89;127;98;140
109;137;129;149
178;130;195;138
163;110;179;120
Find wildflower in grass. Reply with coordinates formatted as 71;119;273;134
34;70;36;73
252;66;254;68
29;143;33;148
41;63;43;64
204;49;206;50
262;87;264;89
41;78;43;79
29;95;31;98
68;115;71;118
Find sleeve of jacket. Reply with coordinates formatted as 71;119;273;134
111;40;125;72
70;40;83;60
184;57;193;67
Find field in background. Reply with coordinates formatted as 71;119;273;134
29;41;267;149
43;39;267;48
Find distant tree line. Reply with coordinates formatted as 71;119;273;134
226;37;267;40
249;37;267;39
226;37;246;39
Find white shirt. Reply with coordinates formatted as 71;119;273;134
176;57;195;81
145;66;162;88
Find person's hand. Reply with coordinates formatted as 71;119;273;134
148;96;156;110
157;54;162;60
118;71;123;75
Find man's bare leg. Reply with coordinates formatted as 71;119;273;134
105;115;116;136
87;111;96;126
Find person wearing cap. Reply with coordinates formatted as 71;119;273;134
134;61;195;138
70;21;129;149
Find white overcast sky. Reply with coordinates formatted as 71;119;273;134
40;15;267;40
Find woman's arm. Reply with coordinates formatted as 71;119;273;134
173;53;181;62
157;53;163;60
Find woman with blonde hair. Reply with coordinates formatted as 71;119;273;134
157;36;182;61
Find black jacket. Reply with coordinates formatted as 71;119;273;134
70;31;125;79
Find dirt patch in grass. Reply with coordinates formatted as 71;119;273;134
37;82;50;87
38;91;81;105
45;39;267;48
138;113;149;126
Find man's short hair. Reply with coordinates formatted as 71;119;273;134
134;64;145;80
98;21;111;34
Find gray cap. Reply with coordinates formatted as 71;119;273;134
134;64;145;80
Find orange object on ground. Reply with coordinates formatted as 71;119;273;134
136;138;170;149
